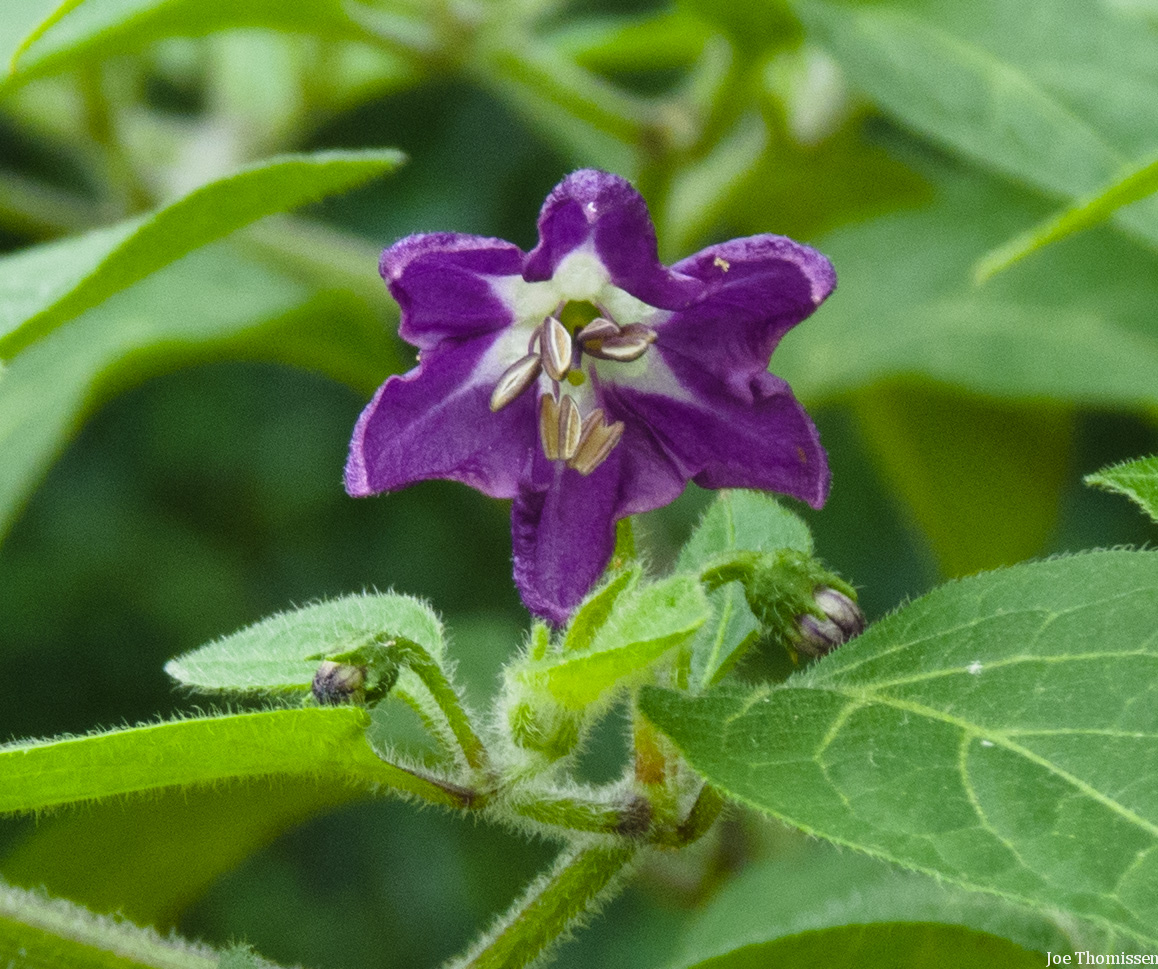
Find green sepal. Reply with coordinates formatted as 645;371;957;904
562;566;641;654
516;575;709;711
705;547;858;635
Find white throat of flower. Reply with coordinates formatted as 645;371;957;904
486;249;659;475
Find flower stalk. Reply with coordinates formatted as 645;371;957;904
441;839;638;969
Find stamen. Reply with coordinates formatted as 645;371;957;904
541;316;574;382
580;323;656;362
569;412;625;475
490;354;542;412
574;317;619;346
558;395;582;461
539;394;561;460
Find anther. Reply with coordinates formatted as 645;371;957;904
569;412;625;475
541;316;574;382
539;393;561;460
490;354;542;412
580;323;656;362
574;317;619;345
558;395;582;461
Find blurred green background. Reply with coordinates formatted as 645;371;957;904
1;0;1156;965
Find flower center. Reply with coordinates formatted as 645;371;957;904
487;300;656;475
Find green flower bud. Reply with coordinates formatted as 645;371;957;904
711;549;863;661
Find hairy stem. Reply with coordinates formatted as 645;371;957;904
393;638;491;772
442;839;638;969
503;786;651;838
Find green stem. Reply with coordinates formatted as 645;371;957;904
442;839;638;969
479;40;651;145
342;0;440;63
240;216;395;324
503;786;650;838
653;783;726;848
393;639;490;772
79;64;152;216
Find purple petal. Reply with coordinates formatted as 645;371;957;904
523;170;701;310
380;233;525;349
512;419;688;623
658;235;835;388
511;459;621;625
603;366;830;509
346;335;538;500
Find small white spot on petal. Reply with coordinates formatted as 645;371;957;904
713;256;730;272
967;661;983;675
585;201;598;220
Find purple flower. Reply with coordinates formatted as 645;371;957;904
346;170;835;624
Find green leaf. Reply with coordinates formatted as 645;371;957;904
776;160;1158;410
795;0;1158;246
668;843;1075;969
6;0;365;84
166;592;444;695
1085;455;1158;525
640;550;1158;947
0;879;223;969
676;490;812;689
1;779;364;926
0;149;402;356
519;575;709;710
0;707;463;815
677;491;813;573
674;925;1043;969
976;153;1158;281
0;240;397;547
852;385;1072;576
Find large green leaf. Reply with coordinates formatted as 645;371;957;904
796;0;1158;246
5;0;365;83
165;592;444;695
641;550;1158;947
0;239;396;547
666;844;1076;969
0;707;463;815
0;149;402;355
1085;455;1158;525
777;160;1158;409
1;779;364;926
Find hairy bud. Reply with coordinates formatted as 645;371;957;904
312;661;368;705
